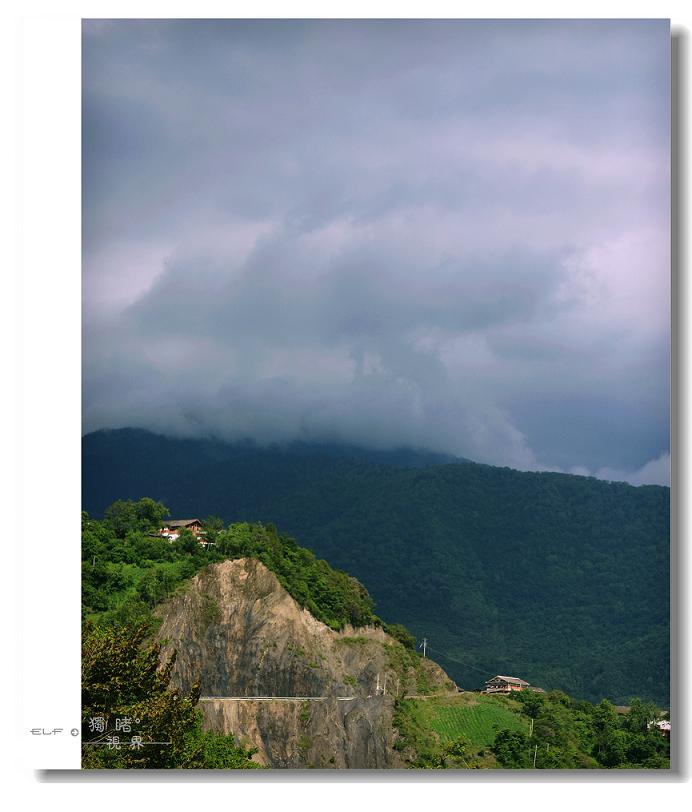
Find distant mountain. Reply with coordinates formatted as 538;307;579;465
82;428;670;706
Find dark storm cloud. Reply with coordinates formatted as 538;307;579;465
82;19;670;484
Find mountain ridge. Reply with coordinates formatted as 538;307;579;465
82;428;670;705
81;507;671;769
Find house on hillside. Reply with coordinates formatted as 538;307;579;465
158;518;205;541
649;719;671;739
482;675;530;693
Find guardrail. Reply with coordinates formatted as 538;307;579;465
198;696;358;702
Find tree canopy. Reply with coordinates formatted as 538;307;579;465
81;623;259;769
83;502;379;633
83;429;670;705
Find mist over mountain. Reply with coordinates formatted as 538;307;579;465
83;428;669;706
83;20;670;486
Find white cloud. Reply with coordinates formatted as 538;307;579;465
594;452;671;487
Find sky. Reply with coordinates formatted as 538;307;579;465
82;19;671;485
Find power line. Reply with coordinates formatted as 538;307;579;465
424;644;494;676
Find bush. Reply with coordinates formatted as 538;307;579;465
492;729;531;768
81;622;259;769
385;623;417;650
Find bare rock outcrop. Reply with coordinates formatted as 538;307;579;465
155;558;455;767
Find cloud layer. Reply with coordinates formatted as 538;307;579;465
83;20;670;485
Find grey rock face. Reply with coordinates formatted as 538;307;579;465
156;558;454;767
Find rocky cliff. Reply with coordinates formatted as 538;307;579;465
155;558;456;767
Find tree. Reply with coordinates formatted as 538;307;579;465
492;729;530;768
623;698;659;735
81;622;259;769
203;516;225;547
440;735;470;767
104;500;140;539
135;498;170;532
173;528;202;556
385;623;416;650
82;560;127;613
620;698;670;767
517;689;545;719
136;568;175;608
104;498;169;538
591;699;626;767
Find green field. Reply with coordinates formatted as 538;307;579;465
402;693;529;748
421;695;528;747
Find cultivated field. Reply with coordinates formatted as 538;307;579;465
407;693;529;748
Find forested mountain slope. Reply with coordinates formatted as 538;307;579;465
83;428;670;705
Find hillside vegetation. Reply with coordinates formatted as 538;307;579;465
81;499;669;769
83;429;670;705
393;691;670;769
82;501;379;633
81;622;261;769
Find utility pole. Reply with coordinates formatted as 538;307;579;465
533;744;538;768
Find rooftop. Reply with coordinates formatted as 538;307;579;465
487;675;530;685
163;518;203;528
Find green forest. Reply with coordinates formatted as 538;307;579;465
83;498;379;633
81;499;670;770
83;429;670;705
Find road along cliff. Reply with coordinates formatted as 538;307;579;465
155;558;456;767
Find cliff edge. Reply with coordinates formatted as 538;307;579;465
156;558;455;767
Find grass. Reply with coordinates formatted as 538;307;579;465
394;693;529;767
418;694;529;747
383;643;444;695
336;636;370;647
197;592;221;632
